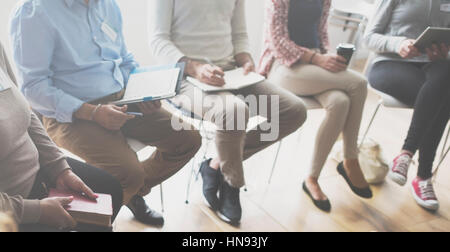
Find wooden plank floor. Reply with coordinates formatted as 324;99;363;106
113;63;450;232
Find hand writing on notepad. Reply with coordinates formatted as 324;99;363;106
183;53;257;87
185;59;225;87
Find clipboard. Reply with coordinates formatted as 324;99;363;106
187;68;266;92
111;63;185;105
414;27;450;52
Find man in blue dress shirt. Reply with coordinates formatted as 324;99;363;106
10;0;202;226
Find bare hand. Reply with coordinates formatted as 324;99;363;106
242;61;255;75
93;104;135;131
56;170;98;200
398;39;421;59
39;197;77;229
426;43;449;61
313;54;348;73
235;53;255;75
193;63;225;86
137;100;162;115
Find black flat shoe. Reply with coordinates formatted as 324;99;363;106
302;182;331;212
127;195;164;226
337;162;373;199
200;159;222;210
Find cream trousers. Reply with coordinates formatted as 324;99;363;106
268;61;368;178
172;78;307;188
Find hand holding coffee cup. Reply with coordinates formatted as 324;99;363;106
312;53;348;73
336;43;356;65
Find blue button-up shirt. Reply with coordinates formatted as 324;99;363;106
10;0;138;123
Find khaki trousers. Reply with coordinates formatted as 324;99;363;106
268;60;368;178
172;77;307;188
43;91;201;204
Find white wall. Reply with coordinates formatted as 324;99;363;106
0;0;356;68
0;0;266;67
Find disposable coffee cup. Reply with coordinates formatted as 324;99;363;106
336;43;356;65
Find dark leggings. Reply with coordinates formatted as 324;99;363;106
20;158;123;232
369;60;450;179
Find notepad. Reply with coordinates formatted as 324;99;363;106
187;68;266;92
48;189;113;227
112;63;184;105
414;27;450;52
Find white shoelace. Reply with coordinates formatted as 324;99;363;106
418;179;437;200
394;154;412;176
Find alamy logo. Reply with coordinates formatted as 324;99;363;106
170;93;281;142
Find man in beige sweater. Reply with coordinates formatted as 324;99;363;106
0;41;123;232
148;0;307;225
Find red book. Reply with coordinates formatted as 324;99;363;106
48;189;113;227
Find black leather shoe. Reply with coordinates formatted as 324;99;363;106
337;162;373;199
218;182;242;225
200;159;222;210
127;195;164;226
302;182;331;212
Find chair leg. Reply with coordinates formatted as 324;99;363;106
185;158;196;204
433;146;450;178
296;127;303;143
359;100;382;149
185;120;213;204
433;127;450;178
440;126;450;160
268;140;283;184
160;183;164;213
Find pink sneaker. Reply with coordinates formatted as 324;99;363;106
389;153;412;186
411;177;439;211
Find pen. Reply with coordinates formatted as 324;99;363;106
204;58;225;80
127;112;144;117
204;58;216;67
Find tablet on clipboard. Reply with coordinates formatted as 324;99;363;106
111;63;185;105
414;27;450;52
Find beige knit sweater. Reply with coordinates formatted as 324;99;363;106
0;42;70;224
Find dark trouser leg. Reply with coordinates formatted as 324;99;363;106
369;60;450;178
402;60;450;154
368;61;425;107
417;89;450;179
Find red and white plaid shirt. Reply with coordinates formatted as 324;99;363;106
258;0;331;76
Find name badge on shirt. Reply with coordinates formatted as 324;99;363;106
101;22;118;42
441;3;450;12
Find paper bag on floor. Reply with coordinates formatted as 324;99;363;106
331;138;389;184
